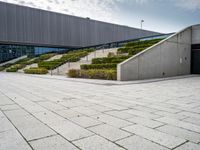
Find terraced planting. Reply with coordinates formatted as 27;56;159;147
6;54;55;72
117;38;163;55
68;38;164;80
0;53;55;73
1;49;95;74
38;49;94;70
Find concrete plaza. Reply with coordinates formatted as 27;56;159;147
0;73;200;150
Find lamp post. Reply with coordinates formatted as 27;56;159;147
139;20;144;42
141;20;144;30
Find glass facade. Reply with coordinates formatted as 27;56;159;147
0;44;67;63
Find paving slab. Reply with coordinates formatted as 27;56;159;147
174;142;200;150
105;110;134;119
70;116;102;128
88;124;131;141
122;124;186;149
156;117;200;133
0;93;14;105
157;125;200;143
183;117;200;126
30;135;78;150
73;135;124;150
122;109;161;119
33;110;66;125
50;120;94;141
4;109;30;118
6;113;56;141
0;116;15;132
116;135;169;150
0;104;21;111
71;106;100;116
127;116;164;128
0;129;32;150
37;101;68;111
92;114;133;128
55;109;83;119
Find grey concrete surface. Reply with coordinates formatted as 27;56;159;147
192;25;200;44
118;24;200;81
0;72;200;150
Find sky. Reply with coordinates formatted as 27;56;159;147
1;0;200;33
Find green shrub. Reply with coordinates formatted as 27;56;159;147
13;64;26;69
38;60;61;70
118;38;164;54
6;67;18;72
92;56;130;64
24;67;48;74
117;47;131;54
0;66;5;71
107;52;115;57
128;47;146;55
68;69;117;80
125;38;163;47
38;53;55;61
0;63;14;71
111;58;127;63
6;64;26;72
68;69;80;78
26;53;55;65
15;58;32;64
68;48;95;54
81;63;117;70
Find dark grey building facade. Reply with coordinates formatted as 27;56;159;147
0;1;159;63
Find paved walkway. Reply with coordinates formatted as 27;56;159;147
0;73;200;150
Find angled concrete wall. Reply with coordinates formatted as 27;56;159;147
117;25;198;81
192;25;200;44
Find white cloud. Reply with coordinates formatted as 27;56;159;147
174;0;200;10
0;0;122;23
132;0;200;10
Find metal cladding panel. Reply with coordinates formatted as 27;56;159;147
0;1;160;48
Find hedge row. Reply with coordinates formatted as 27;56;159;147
128;48;145;55
6;64;26;72
118;38;164;54
81;63;117;70
125;38;164;47
0;63;13;71
27;53;55;64
3;53;55;73
68;69;117;80
92;56;130;64
6;67;18;72
24;67;48;74
68;48;95;54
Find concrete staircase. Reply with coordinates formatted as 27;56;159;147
51;48;118;75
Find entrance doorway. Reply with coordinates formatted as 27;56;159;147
191;44;200;74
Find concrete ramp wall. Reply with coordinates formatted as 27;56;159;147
0;55;27;66
117;26;194;81
192;25;200;44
